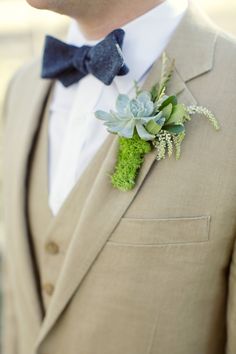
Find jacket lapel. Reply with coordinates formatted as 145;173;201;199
35;0;217;347
4;62;53;331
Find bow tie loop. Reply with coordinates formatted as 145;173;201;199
41;29;129;87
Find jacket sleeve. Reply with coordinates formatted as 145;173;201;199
226;238;236;353
1;251;19;354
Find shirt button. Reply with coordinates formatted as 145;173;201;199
45;241;59;255
43;283;54;296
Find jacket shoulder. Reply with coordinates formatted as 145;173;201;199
3;58;49;124
214;29;236;72
7;58;42;102
210;29;236;100
216;28;236;48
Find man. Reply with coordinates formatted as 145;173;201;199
2;0;236;353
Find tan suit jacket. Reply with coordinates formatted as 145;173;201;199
2;2;236;354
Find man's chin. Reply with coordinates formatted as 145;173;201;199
26;0;67;14
26;0;49;10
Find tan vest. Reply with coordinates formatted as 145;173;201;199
27;95;81;311
27;95;70;312
27;92;113;312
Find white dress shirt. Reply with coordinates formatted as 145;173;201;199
48;0;188;215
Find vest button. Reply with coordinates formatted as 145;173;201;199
45;241;59;255
43;283;54;296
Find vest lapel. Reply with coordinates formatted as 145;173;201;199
35;1;217;347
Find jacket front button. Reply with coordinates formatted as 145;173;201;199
43;283;54;296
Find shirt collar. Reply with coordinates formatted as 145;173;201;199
67;0;188;93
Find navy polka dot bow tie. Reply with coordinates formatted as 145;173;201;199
41;28;129;87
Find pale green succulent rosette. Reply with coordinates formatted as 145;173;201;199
96;91;162;141
95;54;220;191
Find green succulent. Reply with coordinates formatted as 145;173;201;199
96;90;187;142
146;95;186;136
95;91;164;141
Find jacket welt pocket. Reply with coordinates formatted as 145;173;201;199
108;216;210;245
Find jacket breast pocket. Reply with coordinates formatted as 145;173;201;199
108;216;210;246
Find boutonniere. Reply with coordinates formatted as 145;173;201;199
95;53;220;191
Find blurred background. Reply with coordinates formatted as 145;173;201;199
0;0;236;348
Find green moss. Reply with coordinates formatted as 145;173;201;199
111;133;152;191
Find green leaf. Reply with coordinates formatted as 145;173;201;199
145;117;165;135
134;80;142;96
157;53;175;97
161;103;173;120
150;83;159;101
159;95;178;110
165;104;186;125
136;123;155;141
164;124;185;134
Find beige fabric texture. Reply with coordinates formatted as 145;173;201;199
2;2;236;354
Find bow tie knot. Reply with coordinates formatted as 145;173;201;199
41;29;129;87
72;45;90;74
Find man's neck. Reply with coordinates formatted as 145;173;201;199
76;0;166;40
